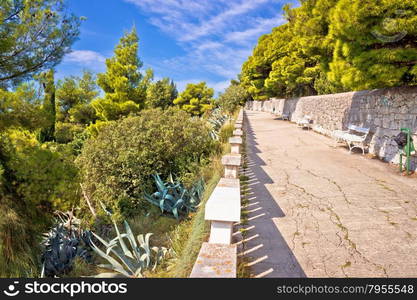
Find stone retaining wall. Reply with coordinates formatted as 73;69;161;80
246;87;417;169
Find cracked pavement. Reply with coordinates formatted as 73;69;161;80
241;110;417;278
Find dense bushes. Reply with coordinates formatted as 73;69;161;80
77;108;215;220
0;130;80;276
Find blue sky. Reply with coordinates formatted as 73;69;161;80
57;0;295;94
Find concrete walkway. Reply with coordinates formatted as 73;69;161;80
240;110;417;278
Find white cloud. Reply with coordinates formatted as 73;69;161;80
65;50;106;65
210;80;231;94
225;16;285;44
125;0;289;84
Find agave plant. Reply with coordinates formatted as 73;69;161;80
89;219;169;278
41;212;92;277
144;174;204;220
207;109;229;140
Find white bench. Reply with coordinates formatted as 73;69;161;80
274;112;289;120
297;115;312;129
333;125;370;154
205;178;241;244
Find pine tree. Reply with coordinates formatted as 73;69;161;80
38;69;56;142
94;27;144;121
146;77;178;109
56;70;98;122
173;82;214;116
327;0;417;90
0;0;81;88
240;0;417;98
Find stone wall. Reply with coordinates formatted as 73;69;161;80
245;86;417;169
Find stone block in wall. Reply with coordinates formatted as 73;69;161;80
399;106;409;114
382;117;391;128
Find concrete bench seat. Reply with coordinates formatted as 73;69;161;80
190;243;237;278
205;178;241;244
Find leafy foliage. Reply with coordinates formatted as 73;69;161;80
56;70;99;123
144;174;204;220
327;0;417;90
218;84;251;114
37;69;56;142
240;0;417;99
0;0;81;87
145;77;177;109
0;130;80;276
94;27;146;121
0;81;48;131
77;108;214;220
173;82;214;116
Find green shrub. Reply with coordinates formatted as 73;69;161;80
77;107;215;220
0;130;80;277
218;84;250;114
55;122;84;144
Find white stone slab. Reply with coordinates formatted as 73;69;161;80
205;178;241;222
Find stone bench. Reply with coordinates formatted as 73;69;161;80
190;242;237;278
205;178;241;244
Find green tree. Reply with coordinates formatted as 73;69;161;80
240;0;417;98
56;70;98;122
0;81;47;131
327;0;417;90
218;84;251;114
94;27;145;121
241;1;340;99
146;77;178;109
38;69;56;142
0;0;81;88
173;82;214;116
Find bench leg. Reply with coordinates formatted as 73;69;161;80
348;143;366;155
348;142;353;154
209;221;234;245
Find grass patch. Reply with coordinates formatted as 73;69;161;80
162;170;221;277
